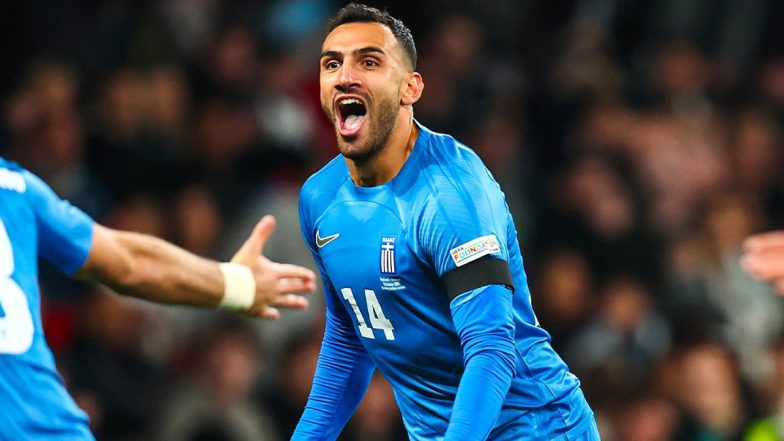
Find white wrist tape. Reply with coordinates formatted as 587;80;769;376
218;263;256;311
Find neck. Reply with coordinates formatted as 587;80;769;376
347;112;418;187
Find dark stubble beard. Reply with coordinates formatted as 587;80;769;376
334;94;399;165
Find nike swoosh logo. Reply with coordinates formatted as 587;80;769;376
316;230;340;248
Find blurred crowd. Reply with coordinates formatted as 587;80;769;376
3;0;784;440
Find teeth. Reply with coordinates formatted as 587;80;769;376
339;98;362;106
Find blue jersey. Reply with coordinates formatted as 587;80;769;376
0;159;95;440
295;124;595;440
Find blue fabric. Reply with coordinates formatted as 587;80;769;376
446;284;516;441
295;123;595;440
26;169;93;274
0;158;95;439
291;253;375;440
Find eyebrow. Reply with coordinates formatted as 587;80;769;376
320;46;387;60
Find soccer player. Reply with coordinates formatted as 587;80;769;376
294;3;599;441
742;230;784;295
0;157;316;439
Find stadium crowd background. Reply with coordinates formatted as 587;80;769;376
2;0;784;440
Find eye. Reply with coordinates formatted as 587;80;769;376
362;58;380;68
324;60;341;70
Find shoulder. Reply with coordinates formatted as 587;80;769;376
417;127;498;194
301;155;347;201
299;155;348;222
0;158;52;204
420;127;487;169
411;126;510;237
0;157;16;169
407;127;512;275
415;126;502;213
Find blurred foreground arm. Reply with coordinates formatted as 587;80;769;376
75;215;316;319
741;231;784;295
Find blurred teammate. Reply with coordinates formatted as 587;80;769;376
294;4;598;440
0;157;316;439
742;230;784;295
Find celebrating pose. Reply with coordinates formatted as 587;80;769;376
294;4;599;440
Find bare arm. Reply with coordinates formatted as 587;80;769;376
74;215;316;319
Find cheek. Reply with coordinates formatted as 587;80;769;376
319;76;332;102
319;91;332;115
390;76;407;102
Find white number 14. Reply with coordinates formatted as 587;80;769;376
340;288;395;340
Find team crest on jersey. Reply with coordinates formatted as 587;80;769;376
380;235;397;275
450;234;501;267
379;235;405;291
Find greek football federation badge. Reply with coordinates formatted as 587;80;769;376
380;236;396;275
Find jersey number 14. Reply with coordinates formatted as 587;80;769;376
341;288;395;340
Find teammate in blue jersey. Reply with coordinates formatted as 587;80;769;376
0;158;316;439
294;4;600;440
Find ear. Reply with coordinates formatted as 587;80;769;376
401;72;424;106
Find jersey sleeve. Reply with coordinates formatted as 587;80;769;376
445;284;516;441
292;264;375;441
23;169;94;275
415;164;514;298
416;154;518;440
293;186;375;440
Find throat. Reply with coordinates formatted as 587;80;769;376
347;121;419;188
350;158;386;187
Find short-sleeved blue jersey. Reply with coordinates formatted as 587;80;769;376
0;158;95;440
296;124;594;440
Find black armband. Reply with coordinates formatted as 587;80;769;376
443;258;514;300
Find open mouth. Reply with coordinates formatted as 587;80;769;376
336;97;368;137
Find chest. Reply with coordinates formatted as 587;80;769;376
315;201;420;292
314;199;455;344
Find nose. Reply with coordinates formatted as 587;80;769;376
336;61;361;92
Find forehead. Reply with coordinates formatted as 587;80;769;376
322;22;400;56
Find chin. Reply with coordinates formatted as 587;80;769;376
336;130;367;155
338;145;370;161
338;141;377;163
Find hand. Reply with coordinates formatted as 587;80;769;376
231;215;317;319
741;231;784;295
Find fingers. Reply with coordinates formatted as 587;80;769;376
743;231;784;253
742;253;784;281
232;215;276;265
249;280;312;319
261;307;281;320
251;296;307;320
277;277;316;295
273;263;317;283
271;293;310;309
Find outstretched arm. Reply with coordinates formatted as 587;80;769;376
75;215;316;318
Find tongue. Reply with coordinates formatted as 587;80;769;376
344;114;365;131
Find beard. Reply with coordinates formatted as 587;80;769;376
327;92;400;164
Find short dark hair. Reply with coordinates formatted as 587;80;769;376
328;3;417;70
